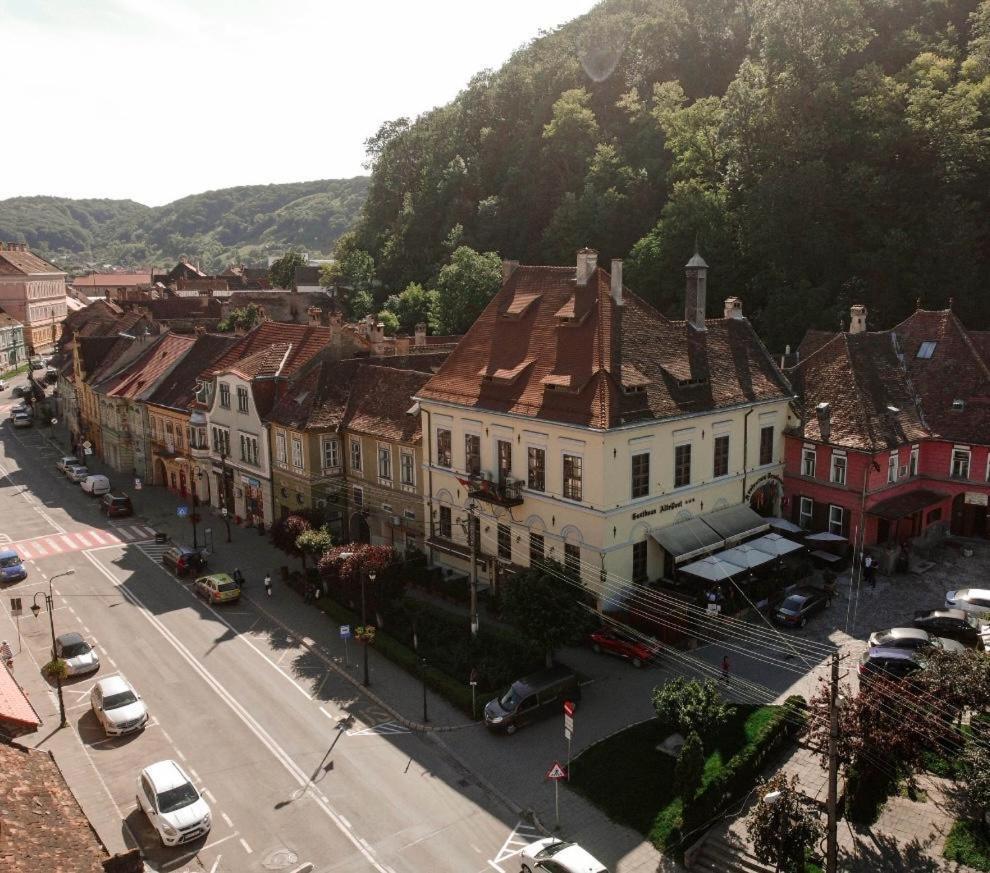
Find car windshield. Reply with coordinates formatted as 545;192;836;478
779;596;804;612
0;555;21;568
61;641;91;658
537;841;573;859
157;782;199;813
217;582;238;593
103;690;137;710
499;687;521;710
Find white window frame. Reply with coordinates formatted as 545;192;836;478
377;444;393;482
275;431;287;464
631;451;651;499
951;446;971;480
436;428;452;468
322;438;339;470
291;437;303;470
799;496;813;529
910;445;919;478
350;437;363;473
828;504;844;536
219;382;230;409
527;445;546;492
801;446;816;478
830;451;847;485
887;452;898;484
562;451;583;502
236;386;249;414
400;450;415;487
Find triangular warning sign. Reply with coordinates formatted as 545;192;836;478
546;761;567;780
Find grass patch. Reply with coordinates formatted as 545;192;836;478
944;819;990;871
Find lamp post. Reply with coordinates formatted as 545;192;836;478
30;568;76;727
362;570;375;687
219;448;231;542
413;621;428;723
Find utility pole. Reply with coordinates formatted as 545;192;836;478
468;500;479;638
826;651;839;873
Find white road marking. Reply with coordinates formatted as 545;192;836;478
221;812;233;828
45;538;62;552
339;814;352;829
202;788;215;804
176;748;187;760
60;535;74;548
162;851;197;871
209;857;222;873
200;832;238;852
239;837;253;854
75;532;93;546
188;767;200;782
359;837;376;855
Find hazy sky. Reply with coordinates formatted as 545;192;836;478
1;0;598;205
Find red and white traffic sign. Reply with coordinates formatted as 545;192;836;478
546;761;567;780
563;700;575;717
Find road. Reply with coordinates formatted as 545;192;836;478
0;392;536;873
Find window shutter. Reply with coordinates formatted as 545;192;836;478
842;507;851;539
790;495;801;524
812;501;827;533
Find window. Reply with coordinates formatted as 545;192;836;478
830;453;847;485
498;524;512;561
674;444;691;488
927;507;942;524
211;426;230;456
497;440;512;483
631;453;650;498
400;451;415;486
291;438;303;469
464;434;481;476
910;446;919;478
951;448;971;479
887;453;898;484
916;341;937;359
352;486;364;508
801;446;816;478
350;438;362;472
527;447;546;492
632;540;647;582
236;387;249;414
713;435;730;478
219;382;230;409
565;543;581;578
529;532;544;567
799;496;813;529
275;432;287;463
439;506;452;539
377;446;392;480
562;454;583;501
436;429;452;467
323;438;339;469
759;426;774;466
239;434;259;465
828;505;844;536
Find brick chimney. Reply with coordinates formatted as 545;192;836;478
501;260;519;284
724;297;743;319
849;304;867;334
610;259;623;306
371;321;386;356
414;323;427;348
685;250;708;330
576;248;598;285
816;402;832;442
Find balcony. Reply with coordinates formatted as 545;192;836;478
188;441;211;459
468;474;524;508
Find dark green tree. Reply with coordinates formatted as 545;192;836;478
673;730;705;800
434;246;501;335
268;251;306;289
384;282;439;333
651;677;732;740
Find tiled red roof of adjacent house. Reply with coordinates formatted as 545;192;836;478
0;247;64;275
145;334;239;410
0;664;40;735
202;322;333;382
78;336;126;379
797;329;838;362
71;272;151;287
0;741;108;873
419;264;791;429
0;310;22;328
147;297;223;320
228;343;293;379
97;333;196;400
343;365;433;443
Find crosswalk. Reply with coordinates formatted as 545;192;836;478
487;821;545;872
8;525;158;560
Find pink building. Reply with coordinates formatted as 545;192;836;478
0;242;68;355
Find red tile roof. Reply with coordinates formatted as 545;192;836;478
343;366;434;443
0;664;41;736
71;272;152;287
145;334;238;410
201;322;333;382
0;247;64;276
419;264;791;428
98;333;196;400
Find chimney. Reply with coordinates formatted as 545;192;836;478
816;402;831;442
724;296;743;319
849;304;867;334
306;305;322;326
685;250;708;330
501;260;519;284
194;323;206;336
610;259;623;306
414;322;427;347
575;247;598;285
371;321;386;356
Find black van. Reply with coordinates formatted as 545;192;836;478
484;664;580;735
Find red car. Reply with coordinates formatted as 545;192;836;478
589;628;657;668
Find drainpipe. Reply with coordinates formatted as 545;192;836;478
741;408;754;503
423;406;435;567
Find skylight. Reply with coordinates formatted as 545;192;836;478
916;341;937;359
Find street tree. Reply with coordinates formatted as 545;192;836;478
434;246;501;335
919;648;990;719
296;526;333;569
500;561;590;668
673;730;705;800
268;251;306;289
746;773;822;873
962;743;990;822
651;677;732;742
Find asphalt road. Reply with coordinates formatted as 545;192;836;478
0;390;531;873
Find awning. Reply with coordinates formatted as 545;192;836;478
717;543;777;569
651;518;724;564
0;663;41;738
680;555;747;582
765;516;805;534
868;489;949;521
702;505;770;545
748;533;804;558
805;531;847;543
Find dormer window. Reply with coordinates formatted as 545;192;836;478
916;341;937;359
952;399;965;412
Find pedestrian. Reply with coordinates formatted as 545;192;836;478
721;654;730;681
1;639;12;669
864;554;875;589
264;573;272;597
232;568;244;588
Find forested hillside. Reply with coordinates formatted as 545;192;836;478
354;0;990;350
0;177;369;272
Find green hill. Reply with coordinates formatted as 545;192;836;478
0;177;369;273
354;0;990;350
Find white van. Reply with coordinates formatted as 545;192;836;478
80;474;111;496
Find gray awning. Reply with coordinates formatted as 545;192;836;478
717;544;777;569
703;505;770;545
679;555;747;582
748;533;804;557
765;516;804;534
651;518;724;564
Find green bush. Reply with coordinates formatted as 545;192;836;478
845;762;895;825
944;819;990;870
674;732;705;799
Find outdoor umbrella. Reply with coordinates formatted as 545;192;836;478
679;555;747;582
716;544;776;570
748;533;804;558
804;532;848;543
764;516;804;534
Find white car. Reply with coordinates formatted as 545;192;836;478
520;838;609;873
137;760;211;846
90;675;148;735
946;588;990;617
11;411;32;428
55;631;100;676
80;474;111;496
66;465;90;483
56;456;80;473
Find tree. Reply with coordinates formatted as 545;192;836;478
348;289;375;320
320;231;375;300
376;310;399;336
919;648;990;719
217;303;265;333
434;246;501;335
500;561;590;667
268;251;306;289
317;543;401;617
651;677;732;740
674;730;705;800
746;773;822;873
961;743;990;820
296;526;334;568
385;282;439;333
271;514;311;561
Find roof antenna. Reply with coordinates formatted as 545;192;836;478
948;297;954;311
916;297;922;311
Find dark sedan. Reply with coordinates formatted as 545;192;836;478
912;609;981;647
773;586;829;628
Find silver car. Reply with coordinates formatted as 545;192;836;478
55;631;100;676
66;465;90;483
946;588;990;617
867;627;966;654
91;675;148;735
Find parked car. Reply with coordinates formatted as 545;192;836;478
867;627;966;653
100;493;133;518
63;460;85;478
80;474;111;496
484;664;580;735
90;675;148;736
193;573;241;605
44;367;58;385
66;465;89;483
56;456;80;473
55;631;100;676
912;609;981;646
0;549;26;583
588;628;657;668
772;586;829;628
945;589;990;617
858;647;925;685
162;545;207;577
11;385;28;398
11;411;32;428
29;358;43;370
520;838;609;873
136;760;211;847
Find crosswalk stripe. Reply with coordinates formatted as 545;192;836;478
45;538;62;552
74;532;92;546
89;531;109;544
32;541;47;555
60;535;74;548
139;526;156;538
127;526;146;540
19;543;32;558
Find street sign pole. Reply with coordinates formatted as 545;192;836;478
470;668;479;720
340;625;351;667
555;778;560;831
563;700;575;781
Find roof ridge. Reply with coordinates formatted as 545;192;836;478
841;333;883;452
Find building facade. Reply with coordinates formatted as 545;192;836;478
0;312;27;372
0;242;68;355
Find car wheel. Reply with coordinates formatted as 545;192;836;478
632;657;643;668
592;643;601;654
521;866;532;873
800;617;807;628
506;723;517;735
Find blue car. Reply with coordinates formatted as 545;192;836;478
0;549;26;583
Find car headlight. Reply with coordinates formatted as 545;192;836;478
488;715;503;724
161;822;178;836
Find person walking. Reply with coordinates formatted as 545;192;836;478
232;568;244;588
264;573;272;597
1;639;13;669
864;554;875;589
721;654;730;681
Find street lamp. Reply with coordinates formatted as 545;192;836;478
30;569;76;727
413;621;428;723
218;448;231;542
363;570;376;688
191;469;203;550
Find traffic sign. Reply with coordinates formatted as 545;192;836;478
546;761;567;780
9;597;22;617
340;624;351;639
82;440;92;450
564;714;574;738
84;447;93;455
563;700;575;717
176;505;189;518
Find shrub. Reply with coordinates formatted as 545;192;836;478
42;658;68;680
652;677;733;742
674;732;705;800
944;819;990;870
